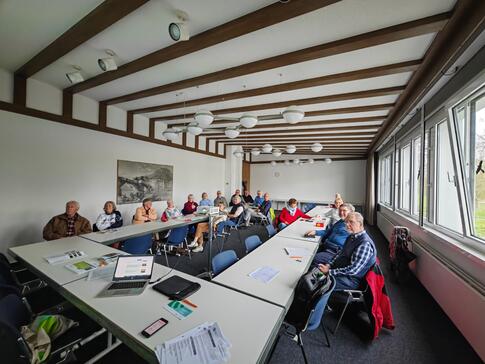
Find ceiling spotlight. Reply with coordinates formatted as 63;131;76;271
66;65;84;84
98;49;117;71
187;122;203;136
162;128;180;141
239;113;258;128
308;158;315;164
282;105;304;124
272;149;282;157
293;158;300;164
194;110;214;128
284;160;291;166
169;22;190;41
225;127;240;139
233;150;244;158
286;145;296;154
325;158;332;164
251;148;261;156
311;142;323;152
262;144;273;153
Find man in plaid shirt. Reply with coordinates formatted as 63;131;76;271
318;212;376;290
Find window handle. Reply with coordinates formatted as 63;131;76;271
447;172;457;187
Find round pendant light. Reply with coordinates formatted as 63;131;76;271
325;158;332;164
272;149;282;157
308;158;315;164
224;127;240;139
311;142;323;153
282;105;305;124
251;148;261;156
285;145;296;154
270;161;277;166
261;144;273;153
162;128;179;141
284;160;291;166
293;158;300;165
239;113;258;128
187;122;203;136
194;110;214;128
233;151;244;158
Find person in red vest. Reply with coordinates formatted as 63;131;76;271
278;198;310;230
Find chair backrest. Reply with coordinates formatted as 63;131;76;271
266;224;277;238
0;253;18;288
121;234;153;254
167;226;189;245
212;250;238;276
307;276;336;331
245;235;262;253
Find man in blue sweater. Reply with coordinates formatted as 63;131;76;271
308;203;355;266
318;212;377;290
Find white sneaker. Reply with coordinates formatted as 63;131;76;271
193;245;204;253
187;241;197;248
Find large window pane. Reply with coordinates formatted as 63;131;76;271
472;94;485;239
400;144;411;211
412;137;421;216
436;121;462;233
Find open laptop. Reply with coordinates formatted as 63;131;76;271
97;255;154;298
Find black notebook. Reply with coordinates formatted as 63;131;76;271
152;275;201;300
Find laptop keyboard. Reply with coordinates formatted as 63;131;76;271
108;281;146;290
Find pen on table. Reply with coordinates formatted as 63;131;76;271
289;256;303;259
182;299;198;308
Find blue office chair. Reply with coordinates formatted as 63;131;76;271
161;226;190;267
244;235;262;254
121;234;153;254
211;250;238;277
266;224;277;238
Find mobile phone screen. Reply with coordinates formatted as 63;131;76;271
142;318;168;337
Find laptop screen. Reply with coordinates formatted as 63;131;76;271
113;255;154;281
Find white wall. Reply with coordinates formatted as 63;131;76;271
250;159;366;204
0;109;226;255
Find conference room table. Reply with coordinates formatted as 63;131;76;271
277;217;327;243
81;214;208;245
305;205;333;218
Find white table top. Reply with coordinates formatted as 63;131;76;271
213;235;318;311
306;205;333;217
62;263;284;364
8;237;121;287
277;218;327;243
81;214;208;245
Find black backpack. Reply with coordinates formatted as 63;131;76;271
389;227;416;283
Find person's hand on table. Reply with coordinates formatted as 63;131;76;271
318;264;330;274
305;230;316;237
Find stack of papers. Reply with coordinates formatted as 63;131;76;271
44;250;86;264
248;266;280;283
155;322;231;364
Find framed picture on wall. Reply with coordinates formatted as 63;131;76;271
117;160;173;204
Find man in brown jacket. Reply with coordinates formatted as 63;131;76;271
43;200;92;241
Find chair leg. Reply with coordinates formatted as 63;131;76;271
297;333;308;364
163;246;169;268
321;322;330;347
333;294;352;334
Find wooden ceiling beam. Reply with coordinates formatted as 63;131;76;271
151;86;404;122
105;12;450;105
15;0;148;78
130;60;420;114
227;141;370;146
251;157;366;163
207;132;376;141
65;0;341;94
204;124;380;136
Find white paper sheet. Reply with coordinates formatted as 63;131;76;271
248;266;280;284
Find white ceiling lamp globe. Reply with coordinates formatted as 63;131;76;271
282;105;305;124
239;113;258;128
311;142;323;152
194;110;214;128
261;144;272;153
293;158;300;165
187;122;203;136
162;128;179;141
233;151;244;158
325;158;332;164
285;145;296;154
308;158;315;164
251;148;261;156
284;160;291;166
270;161;277;167
272;149;282;157
224;127;240;139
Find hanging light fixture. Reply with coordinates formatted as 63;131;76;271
194;110;214;128
251;148;261;156
272;149;282;157
308;158;315;164
261;144;273;153
284;160;291;166
270;161;277;167
233;150;244;158
282;105;305;124
239;113;258;128
224;127;240;139
293;158;300;164
162;128;180;141
325;158;332;164
311;142;323;152
285;145;296;154
187;122;203;136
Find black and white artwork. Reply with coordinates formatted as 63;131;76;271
117;160;173;204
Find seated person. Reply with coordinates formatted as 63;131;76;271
242;190;254;204
161;200;181;221
43;200;92;240
182;194;198;215
188;202;227;252
214;190;228;207
229;189;241;206
278;198;310;230
217;196;244;235
308;203;354;265
325;193;344;225
133;198;158;224
318;212;377;290
259;193;272;216
94;201;123;231
254;190;264;206
199;192;213;206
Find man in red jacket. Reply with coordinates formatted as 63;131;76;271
278;198;310;230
